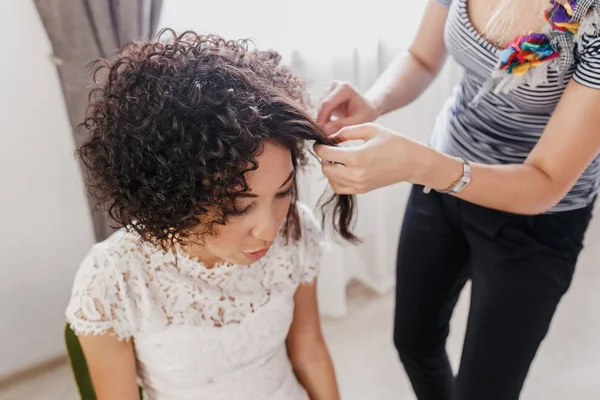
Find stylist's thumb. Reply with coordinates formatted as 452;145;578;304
330;123;378;144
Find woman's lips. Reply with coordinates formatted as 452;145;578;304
242;247;270;260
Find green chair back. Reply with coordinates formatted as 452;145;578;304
64;323;143;399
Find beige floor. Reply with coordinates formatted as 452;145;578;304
2;221;600;399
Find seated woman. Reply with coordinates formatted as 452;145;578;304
65;30;356;400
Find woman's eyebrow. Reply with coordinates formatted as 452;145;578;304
236;170;296;198
279;170;295;188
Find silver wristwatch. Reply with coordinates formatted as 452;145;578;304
423;157;471;195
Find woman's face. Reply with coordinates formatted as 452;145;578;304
190;141;295;266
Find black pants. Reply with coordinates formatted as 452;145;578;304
394;185;594;400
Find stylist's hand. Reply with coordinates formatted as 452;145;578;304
314;123;435;194
317;81;378;135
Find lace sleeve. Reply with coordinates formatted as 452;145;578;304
296;203;327;284
65;247;133;341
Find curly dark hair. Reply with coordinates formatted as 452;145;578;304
77;29;357;250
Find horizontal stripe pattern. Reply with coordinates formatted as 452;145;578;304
432;0;600;212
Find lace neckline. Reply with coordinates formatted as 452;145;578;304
122;229;274;278
174;245;257;276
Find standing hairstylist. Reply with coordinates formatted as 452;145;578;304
314;0;600;399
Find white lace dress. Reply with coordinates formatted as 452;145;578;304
66;203;325;400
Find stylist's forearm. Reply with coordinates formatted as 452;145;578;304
421;149;561;215
365;51;438;117
365;0;449;117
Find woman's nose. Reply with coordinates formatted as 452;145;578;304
250;209;280;242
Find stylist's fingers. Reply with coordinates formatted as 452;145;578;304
316;82;352;125
317;83;336;104
314;124;378;164
330;123;378;143
321;162;354;186
324;114;377;136
321;162;368;194
330;183;357;195
313;144;354;166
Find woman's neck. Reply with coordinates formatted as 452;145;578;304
475;0;550;48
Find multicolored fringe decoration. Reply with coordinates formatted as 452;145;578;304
470;0;599;106
499;0;587;78
498;33;559;76
545;0;581;34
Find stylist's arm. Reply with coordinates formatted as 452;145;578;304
314;0;600;216
314;80;600;215
313;123;444;195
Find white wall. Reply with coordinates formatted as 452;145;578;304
0;1;96;377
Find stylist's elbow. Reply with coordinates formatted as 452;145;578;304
521;199;561;216
520;164;571;215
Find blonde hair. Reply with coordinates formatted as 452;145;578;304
482;0;550;46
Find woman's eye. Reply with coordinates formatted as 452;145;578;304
231;205;252;216
276;187;293;198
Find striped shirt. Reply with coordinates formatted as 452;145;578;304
433;0;600;212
